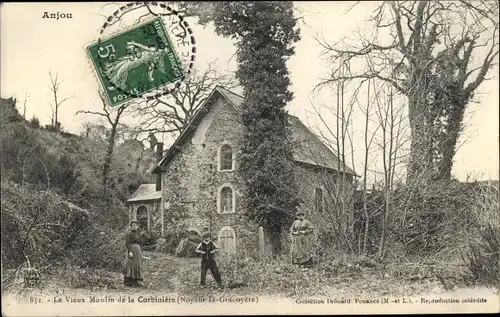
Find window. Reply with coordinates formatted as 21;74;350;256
220;187;233;213
219;144;234;171
315;188;324;213
218;226;236;254
136;206;149;230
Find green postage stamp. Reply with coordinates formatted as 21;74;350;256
87;18;185;107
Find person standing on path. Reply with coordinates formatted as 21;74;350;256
195;232;223;289
290;210;314;268
123;220;144;287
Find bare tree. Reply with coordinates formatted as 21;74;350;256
372;84;408;258
76;91;128;187
310;70;410;258
22;90;29;119
130;62;238;136
48;71;73;130
317;1;499;184
359;79;380;255
307;76;364;253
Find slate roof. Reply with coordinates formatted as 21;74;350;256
126;184;161;204
151;86;356;176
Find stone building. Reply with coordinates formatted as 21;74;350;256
126;86;356;256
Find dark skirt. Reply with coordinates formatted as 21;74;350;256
123;244;143;286
291;235;312;264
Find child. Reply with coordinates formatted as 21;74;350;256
195;232;223;288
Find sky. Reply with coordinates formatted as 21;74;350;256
1;2;498;182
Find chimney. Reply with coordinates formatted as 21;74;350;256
156;142;164;192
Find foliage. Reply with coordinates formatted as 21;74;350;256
462;182;499;288
391;181;476;254
0;181;123;271
0;97;24;125
334;177;500;280
29;116;40;129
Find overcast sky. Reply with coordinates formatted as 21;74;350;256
1;2;498;182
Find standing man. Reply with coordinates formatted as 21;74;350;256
195;232;223;289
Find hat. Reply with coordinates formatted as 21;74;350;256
129;219;139;227
296;210;305;216
201;232;211;240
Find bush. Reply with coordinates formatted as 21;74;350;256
1;181;124;272
29;116;40;129
139;230;159;246
462;183;499;288
157;224;196;255
389;181;475;255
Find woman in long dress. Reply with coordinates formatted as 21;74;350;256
290;210;314;268
123;220;144;287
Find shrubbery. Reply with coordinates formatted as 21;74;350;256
462;183;499;288
1;181;124;272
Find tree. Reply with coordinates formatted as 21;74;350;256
318;0;499;184
184;2;302;255
311;74;409;257
22;90;29;119
48;71;73;130
130;62;238;135
372;84;408;258
76;91;128;187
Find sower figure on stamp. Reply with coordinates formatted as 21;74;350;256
104;41;168;91
290;210;314;268
195;232;223;289
123;220;144;287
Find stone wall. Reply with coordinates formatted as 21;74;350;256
159;96;259;255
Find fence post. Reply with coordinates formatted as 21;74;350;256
258;226;265;259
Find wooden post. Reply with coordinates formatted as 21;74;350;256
258;226;265;259
161;201;169;237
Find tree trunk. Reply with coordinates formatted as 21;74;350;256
434;101;466;180
407;98;434;185
378;189;390;258
102;123;118;187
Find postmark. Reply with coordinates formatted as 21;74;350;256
87;3;196;108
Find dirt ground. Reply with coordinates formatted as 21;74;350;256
2;251;499;314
